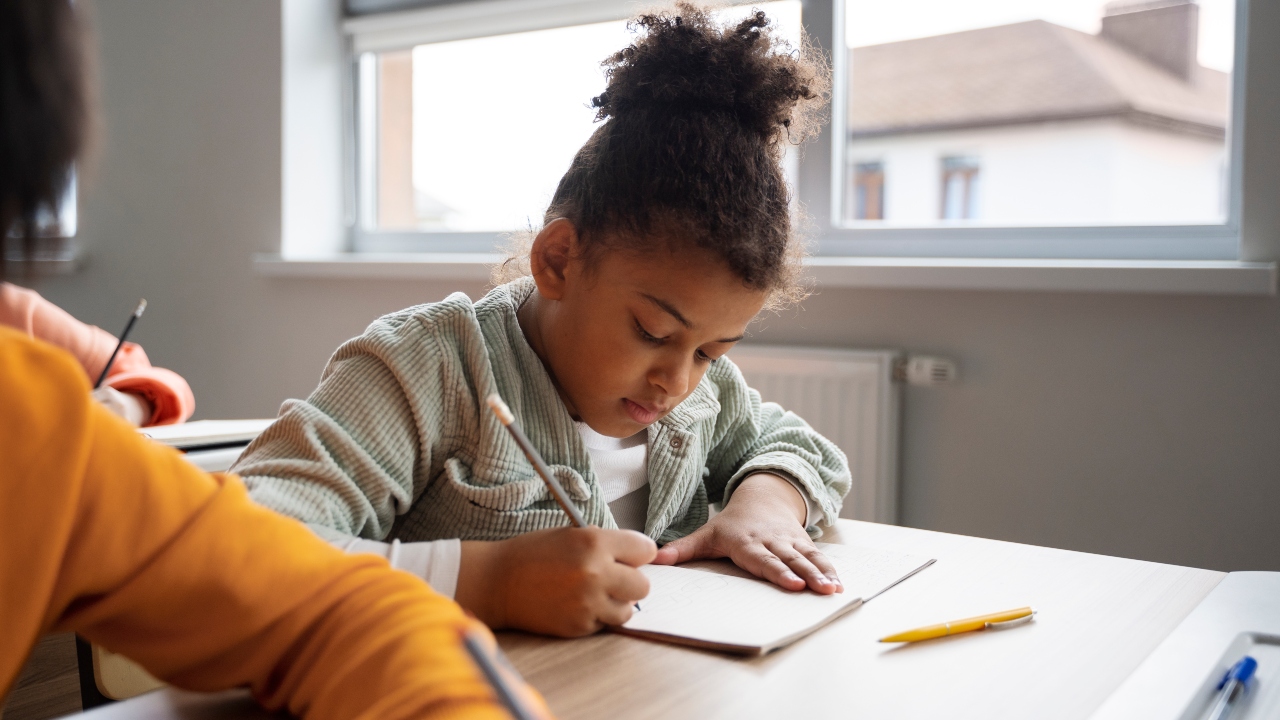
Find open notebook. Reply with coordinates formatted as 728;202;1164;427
618;543;935;656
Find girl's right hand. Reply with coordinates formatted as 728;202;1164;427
456;527;656;637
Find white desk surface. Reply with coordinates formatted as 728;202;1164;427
499;520;1224;720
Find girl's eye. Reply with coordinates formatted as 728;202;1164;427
634;319;664;345
695;349;714;364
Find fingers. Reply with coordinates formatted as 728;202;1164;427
601;529;658;567
597;595;638;627
603;561;651;603
595;564;650;626
733;547;807;592
801;545;843;591
651;526;715;565
768;542;841;595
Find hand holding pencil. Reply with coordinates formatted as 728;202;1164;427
455;394;653;635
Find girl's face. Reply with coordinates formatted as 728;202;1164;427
521;223;767;438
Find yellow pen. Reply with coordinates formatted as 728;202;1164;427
878;606;1036;643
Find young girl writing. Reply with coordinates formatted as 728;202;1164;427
234;3;851;637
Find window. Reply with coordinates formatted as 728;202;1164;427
825;0;1245;259
847;161;884;221
341;0;1247;263
940;156;979;221
347;0;800;252
357;21;634;237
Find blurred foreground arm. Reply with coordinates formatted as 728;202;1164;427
0;330;547;720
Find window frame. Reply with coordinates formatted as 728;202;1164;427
816;0;1250;260
340;0;1252;262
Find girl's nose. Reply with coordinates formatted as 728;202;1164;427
649;357;691;398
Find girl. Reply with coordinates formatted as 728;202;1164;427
234;3;851;637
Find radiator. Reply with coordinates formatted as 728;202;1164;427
727;345;903;524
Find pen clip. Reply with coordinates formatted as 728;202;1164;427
985;610;1036;630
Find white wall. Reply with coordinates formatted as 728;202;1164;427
848;118;1225;224
38;0;1280;573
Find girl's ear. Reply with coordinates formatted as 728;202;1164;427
528;218;578;301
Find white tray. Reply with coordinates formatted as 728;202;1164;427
1178;632;1280;720
1092;572;1280;719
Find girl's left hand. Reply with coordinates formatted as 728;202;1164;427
650;473;843;595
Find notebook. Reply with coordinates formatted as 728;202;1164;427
139;419;274;451
617;543;935;656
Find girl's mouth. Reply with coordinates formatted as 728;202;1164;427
623;398;662;425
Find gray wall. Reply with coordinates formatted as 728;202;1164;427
38;0;1279;573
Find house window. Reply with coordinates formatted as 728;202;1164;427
940;156;979;220
848;161;884;220
837;0;1238;237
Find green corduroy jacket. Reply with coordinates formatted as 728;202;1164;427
235;278;851;545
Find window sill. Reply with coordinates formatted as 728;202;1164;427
253;254;1277;296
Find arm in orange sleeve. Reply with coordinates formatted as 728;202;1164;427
0;329;547;720
0;282;195;425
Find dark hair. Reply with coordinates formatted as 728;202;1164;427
0;0;88;277
497;2;829;308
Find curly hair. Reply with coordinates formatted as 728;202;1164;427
495;2;829;309
0;0;88;278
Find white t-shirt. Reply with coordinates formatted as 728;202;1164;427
574;422;649;531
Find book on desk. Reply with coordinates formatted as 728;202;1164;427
619;543;935;655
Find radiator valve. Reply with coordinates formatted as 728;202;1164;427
895;355;958;386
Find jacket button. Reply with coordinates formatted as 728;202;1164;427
669;437;683;450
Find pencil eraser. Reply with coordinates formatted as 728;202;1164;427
486;394;514;425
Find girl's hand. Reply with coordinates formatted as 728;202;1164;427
456;527;656;637
652;473;842;595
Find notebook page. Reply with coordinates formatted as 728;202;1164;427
622;544;933;650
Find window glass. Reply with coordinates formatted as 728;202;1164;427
359;2;802;234
840;0;1235;227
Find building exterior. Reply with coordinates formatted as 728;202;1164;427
843;0;1229;226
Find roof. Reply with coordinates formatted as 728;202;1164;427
847;20;1229;139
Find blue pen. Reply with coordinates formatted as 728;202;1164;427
1206;656;1257;720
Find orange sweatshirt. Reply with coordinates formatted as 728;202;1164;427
0;326;544;719
0;282;195;425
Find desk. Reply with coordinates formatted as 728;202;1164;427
62;520;1227;720
498;520;1223;720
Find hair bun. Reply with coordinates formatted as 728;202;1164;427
593;3;828;142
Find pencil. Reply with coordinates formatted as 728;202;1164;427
460;629;540;720
486;393;586;527
93;298;146;389
485;393;641;611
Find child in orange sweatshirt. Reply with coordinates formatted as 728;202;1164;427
0;0;548;716
0;327;544;719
